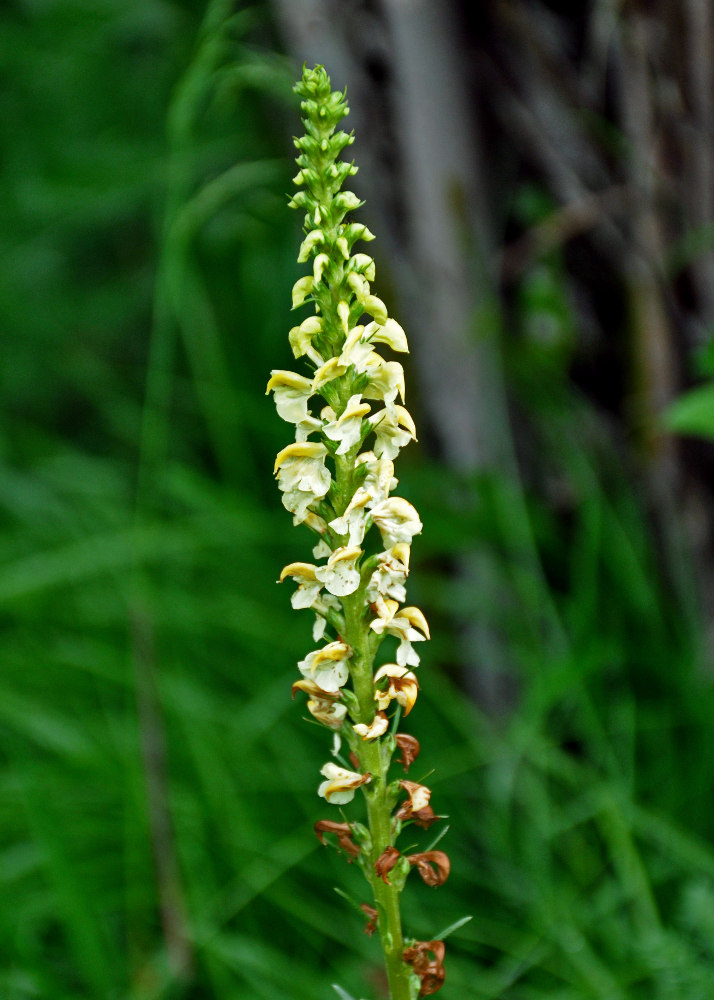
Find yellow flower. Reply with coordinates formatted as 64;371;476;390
373;663;420;716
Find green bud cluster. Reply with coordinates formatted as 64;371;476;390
289;66;376;364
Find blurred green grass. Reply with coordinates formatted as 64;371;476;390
3;2;714;999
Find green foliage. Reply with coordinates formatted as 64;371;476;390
1;3;714;1000
664;382;714;441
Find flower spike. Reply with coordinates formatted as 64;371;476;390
268;64;447;998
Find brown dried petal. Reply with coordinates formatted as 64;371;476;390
402;940;446;996
412;806;439;829
349;750;360;770
395;733;421;772
395;781;438;828
407;851;450;887
395;801;439;829
360;902;378;936
374;845;401;884
314;820;361;858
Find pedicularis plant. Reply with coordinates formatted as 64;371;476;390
268;65;449;999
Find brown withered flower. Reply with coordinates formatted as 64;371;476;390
395;779;439;829
374;845;401;884
314;820;361;858
406;850;450;886
360;902;378;936
402;940;446;996
395;732;421;772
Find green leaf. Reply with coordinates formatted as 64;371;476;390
332;985;368;1000
431;914;473;942
333;886;366;916
423;823;450;853
663;382;714;439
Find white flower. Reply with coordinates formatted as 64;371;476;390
318;762;371;804
338;319;408;375
279;561;323;609
311;592;342;641
312;615;328;641
297;640;352;693
312;538;332;559
372;497;422;548
329;489;372;546
357;451;397;503
370;599;430;668
315;545;363;597
370;405;417;460
366;543;411;603
322;394;371;455
274;442;331;522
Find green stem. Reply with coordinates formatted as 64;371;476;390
340;568;414;1000
361;740;415;1000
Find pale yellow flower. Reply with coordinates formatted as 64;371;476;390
367;543;411;603
290;275;314;308
318;762;371;804
266;370;321;440
298;640;352;693
292;678;347;729
370;599;429;666
279;561;323;609
322;394;371;455
274;441;331;521
370;405;417;460
362;353;405;412
372;497;422;548
353;711;389;740
314;545;363;597
329;488;373;545
288;315;324;363
373;663;420;715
